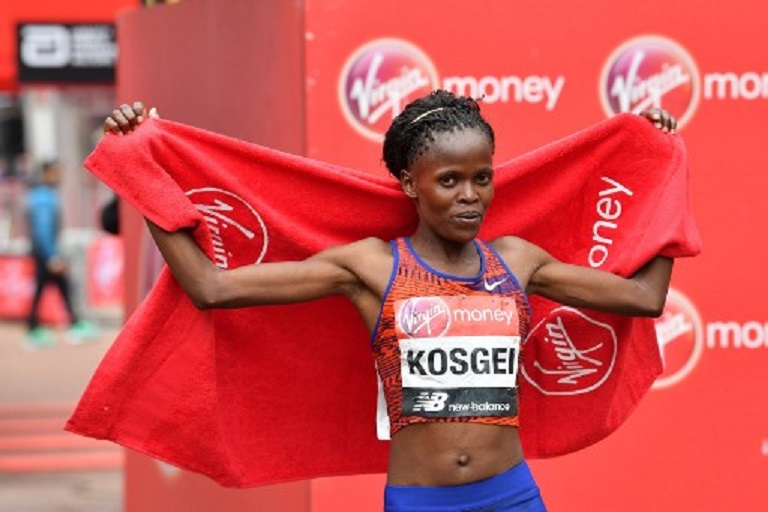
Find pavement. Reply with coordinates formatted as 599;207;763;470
0;318;123;512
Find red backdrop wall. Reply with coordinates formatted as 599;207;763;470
115;1;310;511
116;1;768;510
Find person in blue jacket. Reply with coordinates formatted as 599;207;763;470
25;161;95;346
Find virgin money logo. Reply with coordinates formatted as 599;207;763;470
521;307;617;395
186;188;269;270
600;35;701;128
338;38;439;141
397;297;451;339
652;287;703;389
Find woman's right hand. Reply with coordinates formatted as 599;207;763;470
103;101;160;135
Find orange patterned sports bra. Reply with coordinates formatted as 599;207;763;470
371;237;531;440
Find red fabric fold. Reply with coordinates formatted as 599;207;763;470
66;113;701;487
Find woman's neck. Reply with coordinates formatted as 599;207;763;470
408;228;480;276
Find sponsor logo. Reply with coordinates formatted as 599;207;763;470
653;287;768;389
522;307;617;395
397;297;451;338
404;387;516;417
600;35;701;128
707;319;768;349
19;24;116;68
588;177;634;268
449;402;511;413
338;38;439;142
452;306;517;326
483;277;507;292
412;391;449;412
396;295;519;340
186;188;269;269
339;38;566;140
703;72;768;101
601;34;768;128
652;287;703;389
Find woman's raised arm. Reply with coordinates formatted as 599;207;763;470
147;222;363;309
496;237;673;317
527;251;673;317
103;102;365;310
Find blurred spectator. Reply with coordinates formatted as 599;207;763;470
25;160;97;347
100;195;120;235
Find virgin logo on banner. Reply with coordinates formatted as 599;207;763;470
600;35;701;127
338;39;439;141
652;287;704;389
600;34;768;128
653;287;768;390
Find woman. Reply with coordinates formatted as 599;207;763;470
105;91;677;511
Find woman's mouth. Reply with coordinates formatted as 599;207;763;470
454;211;483;225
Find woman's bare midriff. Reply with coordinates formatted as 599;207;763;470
386;422;524;486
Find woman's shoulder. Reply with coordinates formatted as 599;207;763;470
488;235;534;254
487;236;549;277
349;237;393;252
323;237;393;263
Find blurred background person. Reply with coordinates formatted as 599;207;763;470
24;160;97;347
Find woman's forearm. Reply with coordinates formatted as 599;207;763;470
629;256;674;316
146;220;220;308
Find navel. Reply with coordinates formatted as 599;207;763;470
456;454;470;467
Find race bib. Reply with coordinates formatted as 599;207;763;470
395;295;521;418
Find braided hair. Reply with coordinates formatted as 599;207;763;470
382;90;495;180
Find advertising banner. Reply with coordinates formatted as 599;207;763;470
0;255;68;324
304;1;768;510
85;236;124;308
16;23;117;83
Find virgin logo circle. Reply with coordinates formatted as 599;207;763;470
186;188;269;269
652;287;703;389
600;35;701;128
521;307;617;395
338;38;440;141
397;297;451;339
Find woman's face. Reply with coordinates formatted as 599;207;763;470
401;127;494;243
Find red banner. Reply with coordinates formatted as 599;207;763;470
304;1;768;510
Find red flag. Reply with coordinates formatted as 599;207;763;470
67;113;701;486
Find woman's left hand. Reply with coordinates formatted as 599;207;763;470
640;107;677;134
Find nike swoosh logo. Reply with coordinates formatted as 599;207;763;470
484;278;507;292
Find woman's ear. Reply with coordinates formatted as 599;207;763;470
401;170;417;199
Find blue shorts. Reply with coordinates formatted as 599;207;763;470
384;461;546;511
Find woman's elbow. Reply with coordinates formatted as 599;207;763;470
642;302;665;318
191;295;214;310
185;273;224;310
636;292;666;317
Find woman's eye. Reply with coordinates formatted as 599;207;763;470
477;173;492;185
439;176;456;186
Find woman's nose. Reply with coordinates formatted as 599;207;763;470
458;182;479;202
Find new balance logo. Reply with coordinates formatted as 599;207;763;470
412;391;449;412
483;278;507;292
